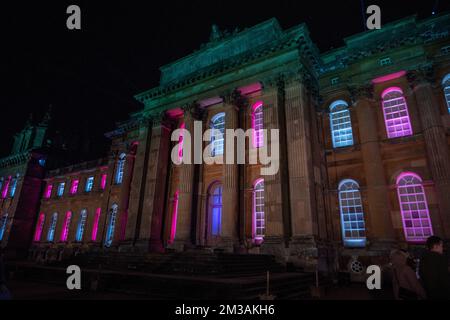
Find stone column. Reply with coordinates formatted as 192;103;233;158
171;103;200;250
409;69;450;238
260;77;288;257
137;114;172;252
221;92;240;250
352;85;395;245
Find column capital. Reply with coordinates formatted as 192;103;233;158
181;101;206;121
221;89;247;108
348;83;374;103
407;64;435;89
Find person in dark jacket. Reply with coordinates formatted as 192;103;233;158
419;236;450;300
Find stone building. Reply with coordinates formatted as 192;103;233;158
0;114;49;258
3;13;450;273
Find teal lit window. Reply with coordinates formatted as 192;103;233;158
85;176;94;192
9;175;19;198
442;74;450;114
115;153;126;184
338;179;366;247
210;113;225;157
47;212;58;242
57;182;65;197
105;204;118;247
0;213;8;241
330;100;354;148
75;209;88;242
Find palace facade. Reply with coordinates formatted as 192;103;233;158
1;13;450;273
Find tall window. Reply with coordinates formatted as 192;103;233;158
9;175;19;198
169;191;179;244
57;182;65;197
91;208;101;241
253;179;265;241
60;211;72;242
178;122;185;161
115;153;126;184
396;173;433;243
338;179;366;247
1;177;10;199
100;174;107;190
252;102;264;148
329;100;354;148
47;213;58;242
70;179;79;195
75;209;88;242
85;176;94;192
45;184;53;199
105;204;118;247
0;213;8;241
34;213;45;242
210;113;225;157
208;183;223;236
381;87;413;138
442;74;450;114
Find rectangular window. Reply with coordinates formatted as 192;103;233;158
85;176;94;192
45;184;53;199
100;174;107;190
331;77;339;85
70;180;79;195
91;208;101;241
60;211;72;242
1;177;10;199
57;182;65;197
379;57;392;66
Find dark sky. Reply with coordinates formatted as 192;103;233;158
1;0;448;160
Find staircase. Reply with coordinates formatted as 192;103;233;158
9;251;316;299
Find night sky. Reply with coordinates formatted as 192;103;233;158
1;0;449;162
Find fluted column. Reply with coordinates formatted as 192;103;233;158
409;68;450;238
137;114;172;252
221;92;240;249
172;103;200;250
352;85;395;244
260;77;288;256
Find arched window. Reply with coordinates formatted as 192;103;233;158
47;213;58;242
338;179;366;247
208;183;223;236
34;213;45;242
396;173;433;243
75;209;88;242
381;87;413;138
115;153;126;184
252;102;264;148
9;174;19;198
329;100;354;148
210;113;225;157
0;213;8;241
253;179;265;241
60;211;72;242
105;204;118;247
442;74;450;114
